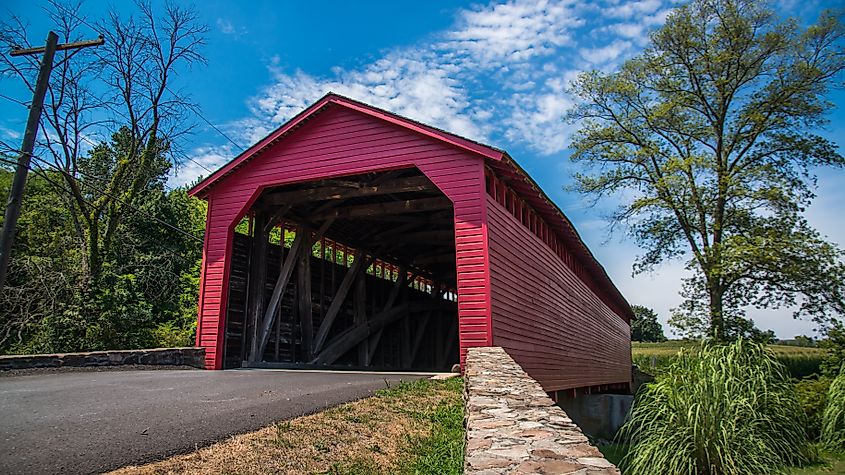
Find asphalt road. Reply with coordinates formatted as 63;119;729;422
0;368;429;474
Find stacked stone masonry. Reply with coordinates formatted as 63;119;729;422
0;347;205;370
465;346;619;474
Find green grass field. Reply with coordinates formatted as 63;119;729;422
633;341;826;378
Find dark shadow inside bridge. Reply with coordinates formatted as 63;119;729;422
222;168;459;371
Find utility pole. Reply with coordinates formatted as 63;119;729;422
0;32;104;292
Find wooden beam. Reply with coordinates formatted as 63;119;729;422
308;197;451;221
365;329;383;367
354;276;367;365
310;300;454;365
401;316;411;367
264;176;433;205
298;244;313;361
250;226;305;362
263;204;293;233
380;229;454;242
355;216;454;225
413;253;456;266
312;251;371;353
409;312;432;367
253;219;334;361
384;267;408;310
246;211;270;362
437;316;459;369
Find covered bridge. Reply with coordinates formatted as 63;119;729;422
188;93;633;393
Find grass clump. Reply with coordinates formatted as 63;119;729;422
401;378;465;474
821;365;845;451
620;339;814;475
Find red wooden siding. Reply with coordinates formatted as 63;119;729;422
486;194;631;392
195;105;492;369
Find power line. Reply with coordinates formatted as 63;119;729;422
47;2;246;154
0;155;201;267
4;152;204;243
171;87;245;152
170;149;214;174
0;93;29;108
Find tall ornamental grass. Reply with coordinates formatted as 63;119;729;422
822;364;845;450
619;340;813;475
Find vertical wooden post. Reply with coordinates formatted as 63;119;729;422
246;211;270;363
401;314;411;367
354;276;367;365
298;239;314;361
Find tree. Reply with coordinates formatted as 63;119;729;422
0;156;205;353
568;0;845;340
0;1;206;285
631;305;667;342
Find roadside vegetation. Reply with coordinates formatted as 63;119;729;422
633;341;827;379
110;377;464;475
621;340;815;474
0;2;208;355
622;339;845;474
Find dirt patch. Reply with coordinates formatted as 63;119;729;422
109;378;463;474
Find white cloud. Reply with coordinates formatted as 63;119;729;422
604;0;663;18
216;18;246;38
579;39;632;64
224;0;673;160
0;125;21;140
169;144;234;187
442;0;584;69
241;51;489;144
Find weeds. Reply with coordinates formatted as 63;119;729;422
822;365;845;451
620;340;814;475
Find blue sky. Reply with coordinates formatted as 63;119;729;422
2;0;844;339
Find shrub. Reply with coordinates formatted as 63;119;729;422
795;377;832;442
822;364;845;450
619;340;814;475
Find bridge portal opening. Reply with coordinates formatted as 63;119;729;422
221;168;459;371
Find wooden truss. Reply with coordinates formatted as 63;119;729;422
232;169;460;370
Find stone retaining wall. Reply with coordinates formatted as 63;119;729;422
464;346;619;474
0;347;205;370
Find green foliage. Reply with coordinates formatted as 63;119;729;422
633;340;825;379
787;336;818;348
568;0;845;340
822;365;845;450
620;340;815;475
0;142;205;354
631;305;666;342
400;377;464;475
819;322;845;378
795;377;832;442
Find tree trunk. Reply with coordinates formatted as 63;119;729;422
708;283;725;341
86;218;101;283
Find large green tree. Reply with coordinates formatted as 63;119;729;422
0;131;205;353
568;0;845;340
0;1;206;285
631;305;667;342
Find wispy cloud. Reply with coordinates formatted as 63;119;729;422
223;0;672;159
170;144;234;187
216;18;246;38
0;125;21;140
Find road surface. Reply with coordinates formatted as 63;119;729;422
0;368;428;474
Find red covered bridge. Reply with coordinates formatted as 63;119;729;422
188;93;632;393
